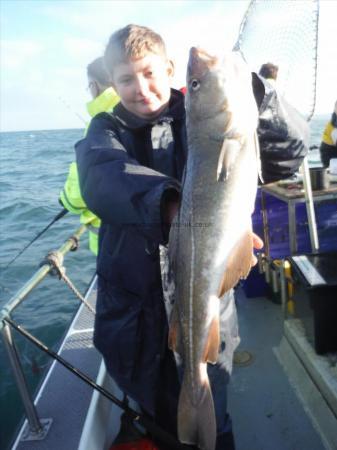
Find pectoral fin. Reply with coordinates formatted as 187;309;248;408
217;139;240;182
218;229;254;297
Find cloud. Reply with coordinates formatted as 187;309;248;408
1;0;335;131
61;37;104;61
160;1;249;87
0;38;90;131
1;39;44;70
39;1;148;38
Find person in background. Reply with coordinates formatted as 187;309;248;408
75;24;308;449
59;57;119;255
259;62;278;86
319;100;337;168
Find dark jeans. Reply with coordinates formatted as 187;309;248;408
208;362;232;435
154;347;180;439
209;363;235;450
320;142;337;168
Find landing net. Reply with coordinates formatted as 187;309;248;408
233;0;319;121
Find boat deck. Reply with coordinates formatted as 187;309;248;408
12;280;101;450
229;288;335;450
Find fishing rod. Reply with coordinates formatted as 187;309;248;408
2;208;68;271
58;95;87;127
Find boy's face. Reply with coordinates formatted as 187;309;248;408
112;53;174;119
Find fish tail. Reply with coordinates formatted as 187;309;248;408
178;365;217;450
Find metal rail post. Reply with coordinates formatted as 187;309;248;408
301;156;320;252
279;260;288;318
1;321;52;440
0;225;87;441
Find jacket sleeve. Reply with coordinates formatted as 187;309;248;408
252;73;309;184
75;114;181;245
59;162;87;214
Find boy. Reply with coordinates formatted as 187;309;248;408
76;24;308;449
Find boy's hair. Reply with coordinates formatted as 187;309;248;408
259;62;279;81
104;24;167;77
87;57;112;87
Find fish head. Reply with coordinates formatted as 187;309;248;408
186;47;258;134
186;47;223;123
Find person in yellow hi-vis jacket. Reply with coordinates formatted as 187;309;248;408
59;57;119;255
320;100;337;168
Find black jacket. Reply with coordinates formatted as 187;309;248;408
75;85;308;413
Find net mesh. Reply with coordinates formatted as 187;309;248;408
233;0;319;121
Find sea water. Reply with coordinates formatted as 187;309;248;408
0;115;330;449
0;128;95;449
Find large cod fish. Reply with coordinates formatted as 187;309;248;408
168;48;260;450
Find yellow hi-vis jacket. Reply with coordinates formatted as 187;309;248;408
321;121;337;146
59;87;119;255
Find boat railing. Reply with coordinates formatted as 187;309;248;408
257;253;293;315
1;224;199;450
0;224;88;442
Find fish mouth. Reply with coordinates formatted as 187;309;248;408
188;47;218;79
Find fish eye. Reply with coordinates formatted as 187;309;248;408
190;79;200;91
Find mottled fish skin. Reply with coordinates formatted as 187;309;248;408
168;48;259;450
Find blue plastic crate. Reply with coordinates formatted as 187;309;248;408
253;191;337;258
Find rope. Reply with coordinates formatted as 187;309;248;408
40;249;95;315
